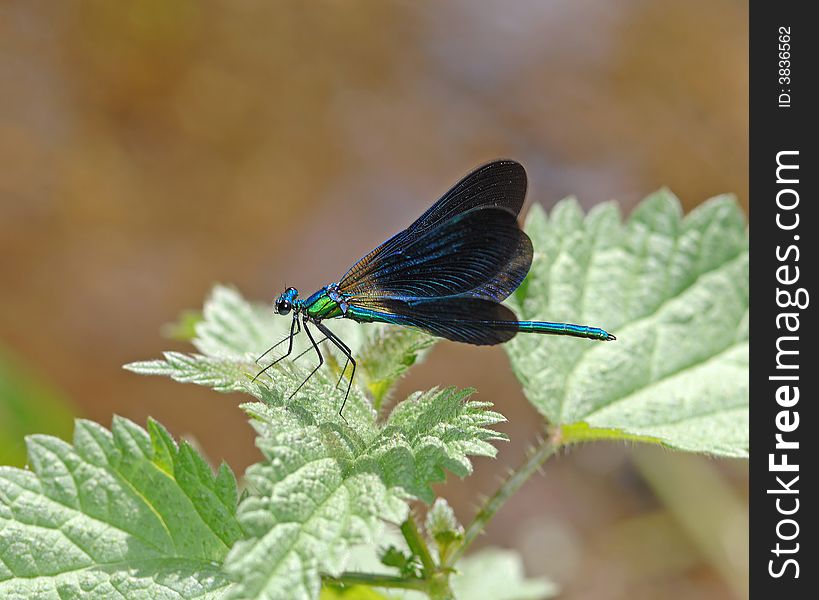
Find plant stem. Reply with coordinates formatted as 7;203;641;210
327;433;562;597
322;571;428;591
444;429;562;567
400;516;454;599
401;516;437;576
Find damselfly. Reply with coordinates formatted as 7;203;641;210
255;160;615;415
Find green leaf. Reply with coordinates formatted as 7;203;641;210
425;498;463;564
379;545;420;578
320;587;391;600
336;528;557;600
0;346;75;468
449;548;557;600
161;309;204;342
506;192;748;456
224;387;504;599
354;328;437;410
374;388;507;502
335;531;555;600
222;403;406;600
125;285;435;428
127;286;506;599
0;417;241;599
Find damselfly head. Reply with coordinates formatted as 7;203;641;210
274;287;299;316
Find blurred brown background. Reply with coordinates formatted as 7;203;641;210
1;1;747;599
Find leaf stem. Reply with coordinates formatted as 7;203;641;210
401;516;437;576
445;428;562;567
324;518;457;598
322;571;429;591
399;516;455;599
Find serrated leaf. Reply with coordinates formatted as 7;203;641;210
449;548;557;600
506;192;748;456
373;389;507;502
225;387;504;599
379;545;418;577
195;285;435;402
0;417;241;599
354;328;437;410
127;287;510;599
335;531;555;600
425;498;463;561
125;285;436;429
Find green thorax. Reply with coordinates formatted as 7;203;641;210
299;285;347;320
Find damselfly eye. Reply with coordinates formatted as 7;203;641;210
275;299;292;315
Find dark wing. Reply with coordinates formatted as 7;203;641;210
338;207;533;302
338;160;527;294
470;229;532;302
404;159;527;233
348;295;522;346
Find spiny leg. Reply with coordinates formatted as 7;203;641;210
291;335;330;363
335;356;350;389
288;319;324;400
255;318;302;363
315;321;356;419
328;333;355;419
254;337;287;364
252;315;299;382
290;330;345;388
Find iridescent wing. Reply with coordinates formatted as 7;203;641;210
338;160;530;302
339;207;533;302
339;160;531;300
347;295;521;345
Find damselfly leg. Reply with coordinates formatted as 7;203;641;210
288;318;323;400
254;319;354;421
255;317;301;363
252;316;300;382
314;321;356;418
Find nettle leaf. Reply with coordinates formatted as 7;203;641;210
506;192;748;457
337;526;554;600
127;286;505;599
425;498;463;557
222;407;406;600
0;417;241;599
355;328;437;411
449;548;557;600
375;389;505;502
224;388;504;600
126;286;435;430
